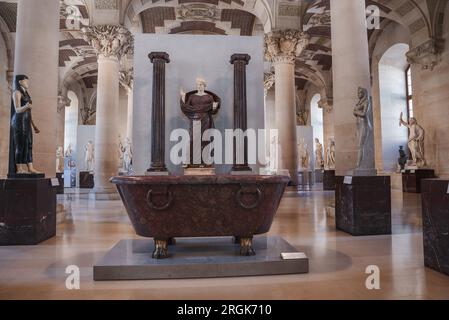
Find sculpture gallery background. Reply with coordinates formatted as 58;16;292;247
133;34;265;174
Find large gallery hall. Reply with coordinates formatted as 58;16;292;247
0;0;449;302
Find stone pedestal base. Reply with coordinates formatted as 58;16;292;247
323;170;336;191
0;178;57;245
94;236;309;280
298;171;313;186
335;176;391;236
56;172;64;194
422;179;449;276
402;169;436;193
315;169;324;183
79;171;94;189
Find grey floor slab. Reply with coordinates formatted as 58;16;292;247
94;236;309;280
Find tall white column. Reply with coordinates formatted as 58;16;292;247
120;70;134;142
13;0;60;177
265;30;309;184
331;0;375;176
83;26;133;193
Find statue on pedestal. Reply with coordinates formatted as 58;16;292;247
315;138;324;170
326;138;336;170
9;75;41;175
399;112;426;168
298;138;310;171
353;87;373;169
56;147;64;173
84;140;94;172
180;78;221;168
65;143;73;158
122;138;133;174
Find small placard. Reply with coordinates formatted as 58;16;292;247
401;170;406;173
281;252;307;260
410;170;416;174
344;176;353;185
51;178;60;187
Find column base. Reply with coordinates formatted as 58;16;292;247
421;179;449;276
0;177;56;245
335;175;391;236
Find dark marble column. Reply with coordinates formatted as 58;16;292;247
230;54;252;172
147;52;170;173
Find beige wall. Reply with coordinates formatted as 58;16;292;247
411;5;449;178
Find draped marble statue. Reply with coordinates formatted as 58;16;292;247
326;137;336;170
180;78;221;167
315;138;324;170
9;75;41;175
399;112;426;168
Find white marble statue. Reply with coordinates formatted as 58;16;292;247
399;112;426;168
268;135;279;173
65;143;73;158
315;138;324;170
326;138;336;170
122;138;133;173
56;147;64;173
84;140;94;172
298;138;310;171
118;135;125;169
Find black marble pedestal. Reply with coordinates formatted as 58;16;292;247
323;170;336;191
402;169;436;193
315;169;324;183
56;172;64;194
79;171;94;189
0;177;57;245
421;179;449;276
335;176;391;236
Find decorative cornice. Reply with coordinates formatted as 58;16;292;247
406;38;443;71
264;29;310;65
82;25;134;60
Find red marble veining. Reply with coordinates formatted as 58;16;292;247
111;175;289;240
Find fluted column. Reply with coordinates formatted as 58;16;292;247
330;0;375;176
230;53;252;172
82;25;133;192
147;52;170;173
12;0;60;177
265;30;309;184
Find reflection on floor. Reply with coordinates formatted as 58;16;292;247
1;185;448;300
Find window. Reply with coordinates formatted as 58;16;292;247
405;66;414;119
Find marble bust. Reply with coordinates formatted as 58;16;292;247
180;78;221;167
399;112;426;168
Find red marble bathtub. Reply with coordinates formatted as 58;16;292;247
111;175;289;258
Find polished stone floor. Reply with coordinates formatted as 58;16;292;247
1;186;449;300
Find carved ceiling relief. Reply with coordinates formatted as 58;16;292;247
406;38;443;70
177;4;220;21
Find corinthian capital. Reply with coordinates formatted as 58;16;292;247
82;25;134;60
264;29;310;64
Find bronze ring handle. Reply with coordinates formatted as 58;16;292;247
237;188;262;209
146;189;173;211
